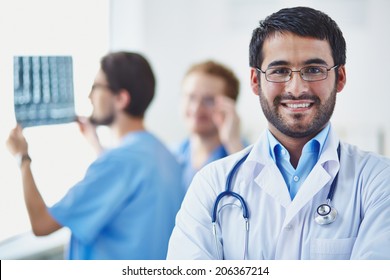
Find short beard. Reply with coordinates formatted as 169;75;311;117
89;113;115;126
258;86;337;138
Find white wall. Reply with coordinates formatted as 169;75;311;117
0;0;110;242
110;0;390;155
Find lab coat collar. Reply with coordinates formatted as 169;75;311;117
283;126;340;227
241;124;341;226
243;130;292;207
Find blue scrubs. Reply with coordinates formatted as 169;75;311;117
174;139;228;190
49;131;184;259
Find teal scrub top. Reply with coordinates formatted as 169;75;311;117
174;139;228;190
49;131;184;259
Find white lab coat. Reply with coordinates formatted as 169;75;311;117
167;125;390;259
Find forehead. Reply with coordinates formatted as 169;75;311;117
94;68;108;84
261;32;334;68
182;72;226;96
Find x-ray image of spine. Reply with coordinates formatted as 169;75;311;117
13;56;76;127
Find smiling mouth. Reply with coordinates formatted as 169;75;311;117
284;103;312;109
276;94;319;111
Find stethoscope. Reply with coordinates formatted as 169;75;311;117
211;144;341;259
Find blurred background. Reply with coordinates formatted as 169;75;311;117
1;0;389;258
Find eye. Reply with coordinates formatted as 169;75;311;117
91;84;101;92
303;66;325;75
267;67;290;75
185;94;196;103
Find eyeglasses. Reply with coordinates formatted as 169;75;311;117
185;95;215;108
255;65;339;83
91;83;113;91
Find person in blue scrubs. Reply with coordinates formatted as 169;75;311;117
175;60;245;189
7;52;184;259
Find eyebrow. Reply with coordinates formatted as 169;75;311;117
303;58;328;66
267;60;288;68
266;58;329;69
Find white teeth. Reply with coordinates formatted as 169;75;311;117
286;103;310;109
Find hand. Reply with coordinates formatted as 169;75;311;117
6;125;29;156
76;116;104;154
212;96;243;154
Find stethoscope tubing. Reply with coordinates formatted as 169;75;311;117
211;152;250;223
213;144;340;221
211;143;341;259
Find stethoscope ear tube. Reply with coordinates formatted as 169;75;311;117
211;153;251;260
211;191;249;223
212;153;250;223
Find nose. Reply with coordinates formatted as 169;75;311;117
284;71;309;97
88;88;94;100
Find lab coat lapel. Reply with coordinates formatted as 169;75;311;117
282;165;331;227
282;126;340;227
254;163;292;208
243;127;340;226
244;132;292;208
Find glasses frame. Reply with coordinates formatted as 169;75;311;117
255;65;339;83
91;83;114;92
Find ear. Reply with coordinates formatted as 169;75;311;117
115;89;131;110
250;68;260;96
336;65;347;93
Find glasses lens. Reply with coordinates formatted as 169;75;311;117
265;67;291;82
186;95;215;108
301;66;328;81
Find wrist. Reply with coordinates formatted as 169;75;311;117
15;153;32;168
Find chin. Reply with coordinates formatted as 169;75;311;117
194;128;218;137
90;114;115;126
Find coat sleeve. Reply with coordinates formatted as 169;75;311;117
350;161;390;259
167;170;221;260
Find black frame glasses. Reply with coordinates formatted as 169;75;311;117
256;65;339;83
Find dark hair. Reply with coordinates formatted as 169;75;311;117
184;60;240;101
101;51;155;118
249;6;346;69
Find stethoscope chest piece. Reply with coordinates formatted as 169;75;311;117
315;203;337;225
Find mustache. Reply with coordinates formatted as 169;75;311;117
273;94;320;105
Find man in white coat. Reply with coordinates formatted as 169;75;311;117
167;6;390;259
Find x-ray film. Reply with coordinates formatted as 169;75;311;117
13;56;76;127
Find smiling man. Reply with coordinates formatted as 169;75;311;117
167;7;390;260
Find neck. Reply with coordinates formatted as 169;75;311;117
190;133;221;169
111;114;145;140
